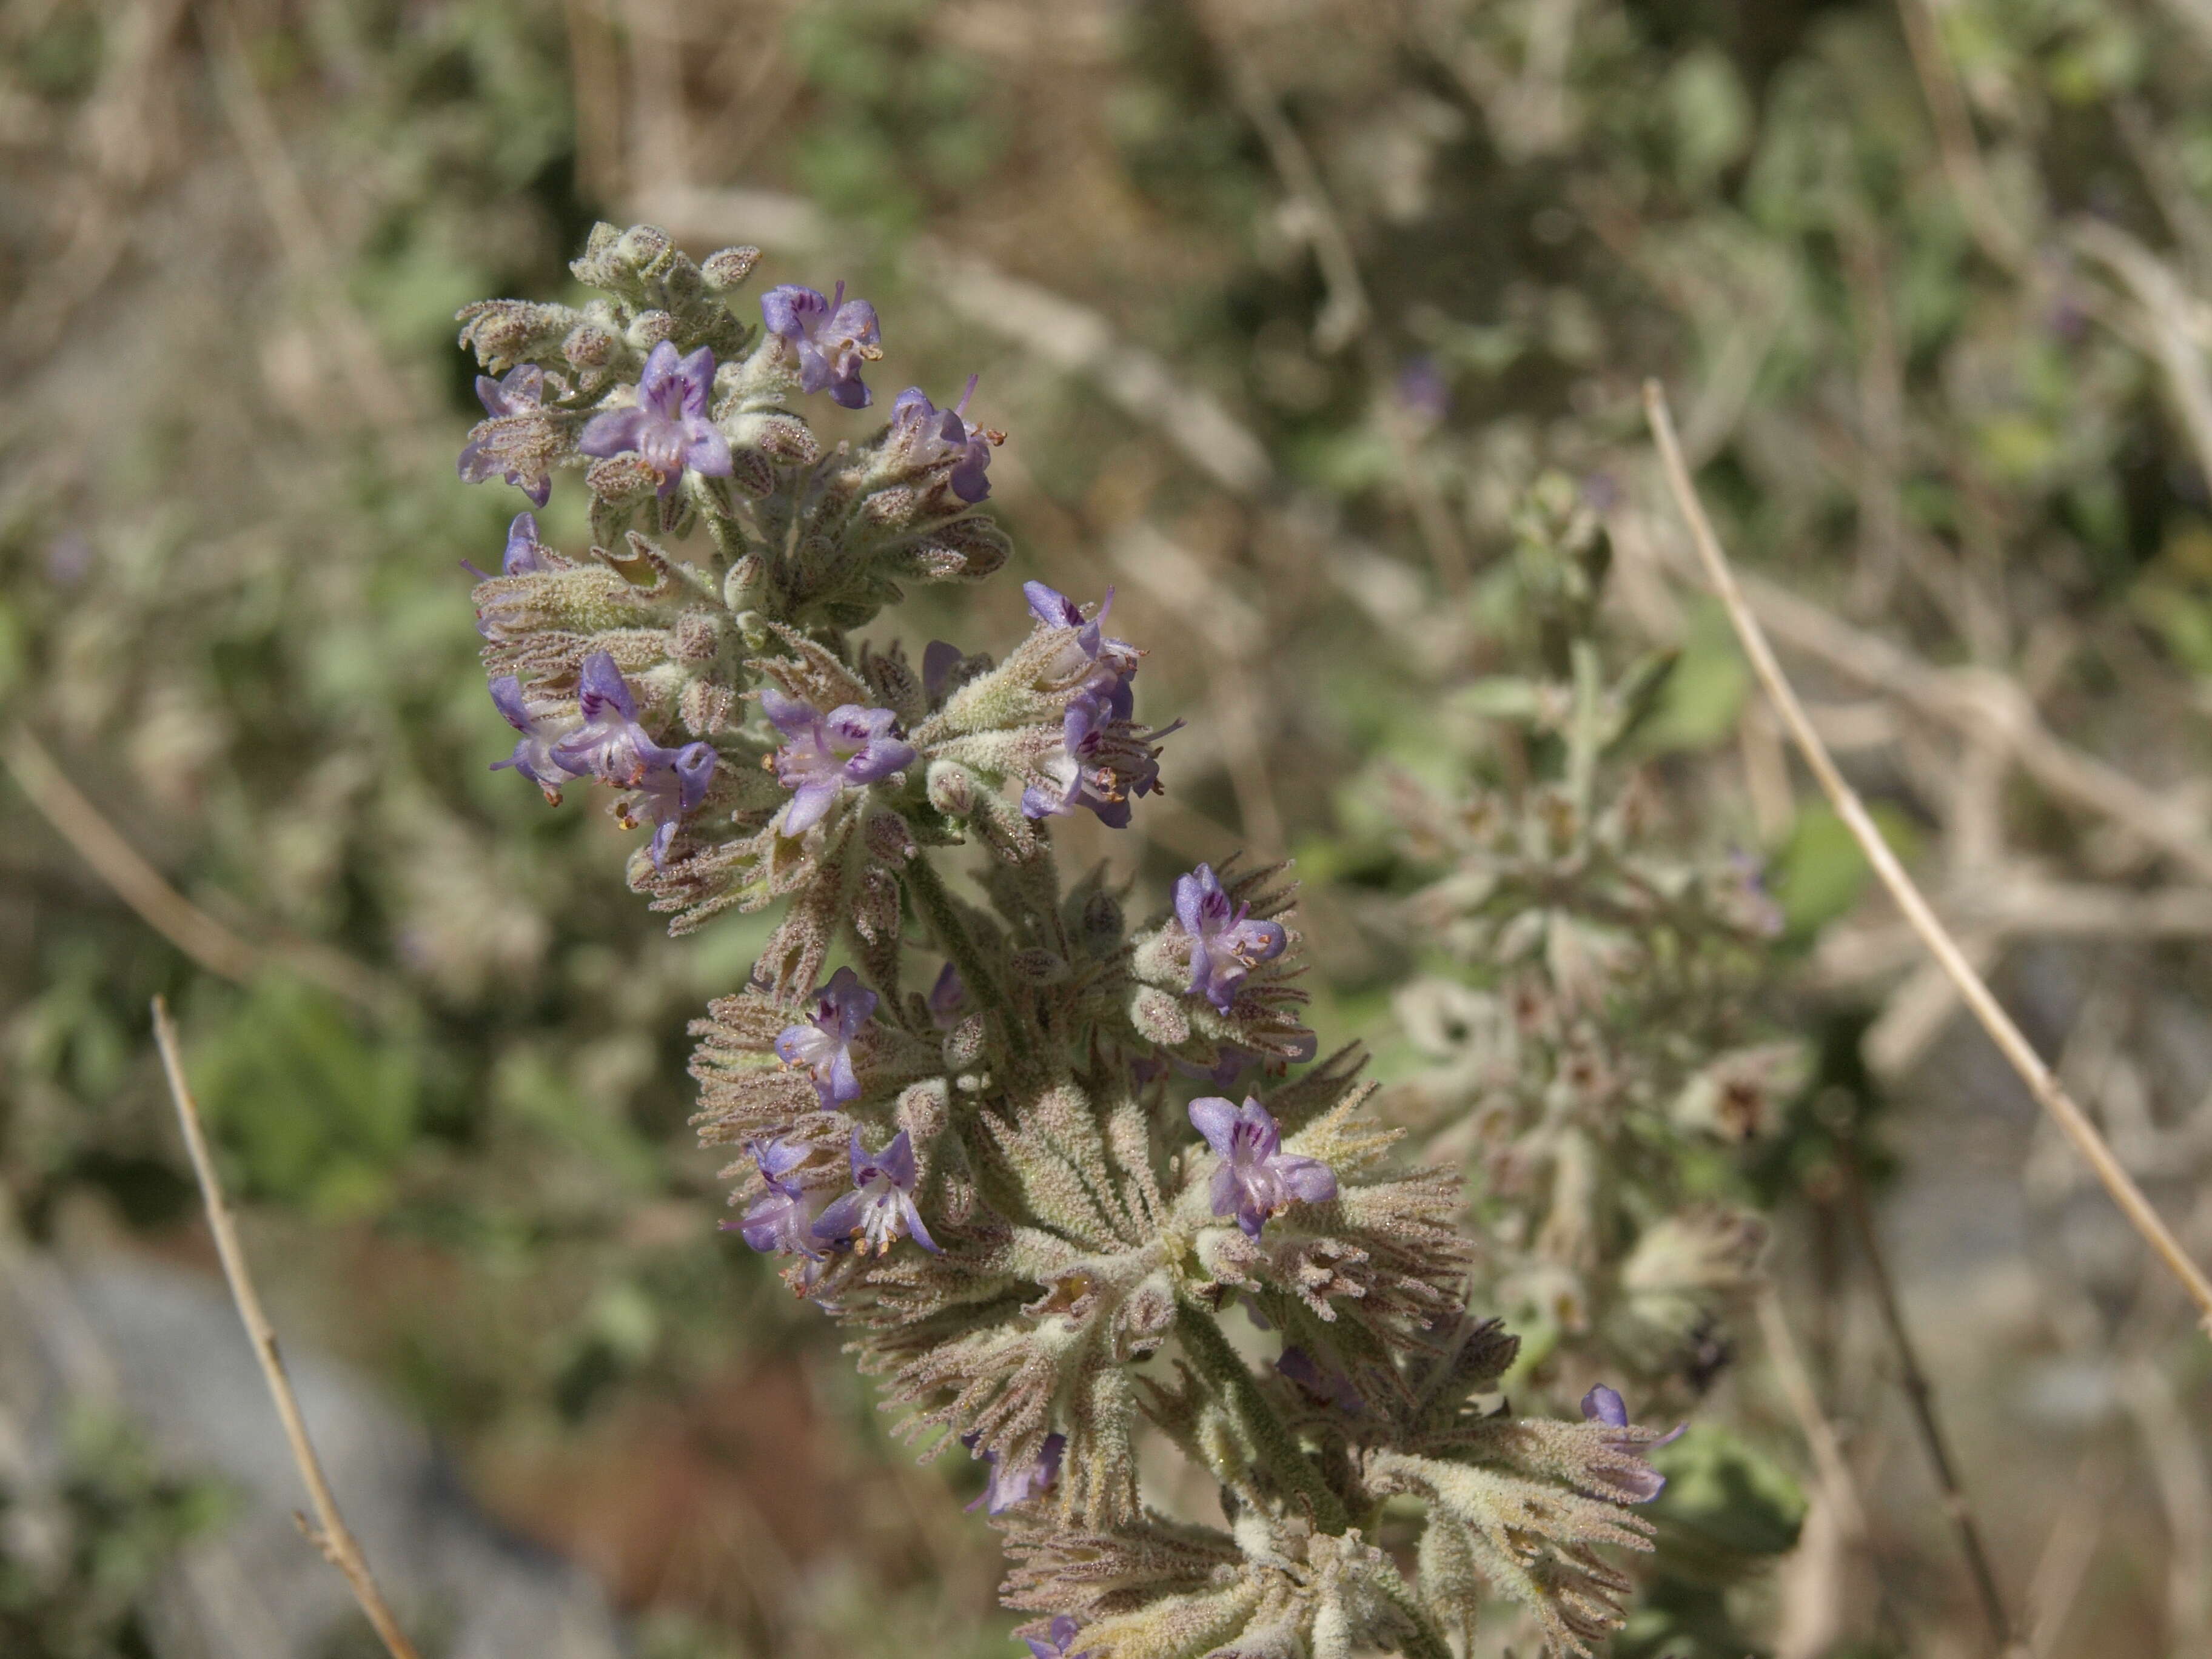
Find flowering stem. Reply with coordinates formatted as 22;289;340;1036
1174;1300;1351;1535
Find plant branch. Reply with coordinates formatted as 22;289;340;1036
902;852;1022;1036
1175;1299;1352;1535
1753;1285;1869;1547
5;725;397;1017
150;997;424;1659
1644;378;2212;1334
1840;1148;2023;1655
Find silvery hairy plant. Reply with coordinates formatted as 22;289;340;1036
1384;474;1798;1412
452;224;1678;1658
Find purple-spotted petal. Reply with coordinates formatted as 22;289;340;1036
1188;1096;1240;1157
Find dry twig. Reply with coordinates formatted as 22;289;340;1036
1755;1285;1871;1549
199;0;413;432
150;998;423;1659
1644;379;2212;1334
4;725;398;1017
1840;1148;2022;1655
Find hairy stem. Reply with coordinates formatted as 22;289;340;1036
1175;1299;1352;1535
1372;1558;1456;1659
902;850;1028;1057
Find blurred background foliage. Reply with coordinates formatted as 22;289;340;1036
6;0;2212;1654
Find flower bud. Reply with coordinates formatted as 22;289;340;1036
865;810;917;865
563;322;615;374
927;760;979;817
1080;887;1123;950
702;245;763;290
586;452;662;507
724;555;768;611
625;309;675;352
669;609;725;663
1010;948;1067;985
942;1014;988;1071
1129;985;1190;1046
615;223;671;274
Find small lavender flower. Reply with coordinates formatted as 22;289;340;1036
1024;581;1139;716
1395;355;1452;425
461;512;554;585
963;1432;1066;1515
814;1127;939;1255
923;639;966;703
774;967;877;1107
551;652;671;787
1581;1384;1686;1503
890;377;999;502
1176;863;1288;1011
458;365;553;506
488;677;579;803
728;1138;828;1266
927;962;968;1030
1021;694;1173;830
1024;1617;1087;1659
578;341;733;495
1188;1096;1337;1239
620;738;717;865
762;688;916;836
761;282;882;409
1276;1346;1365;1415
499;511;554;574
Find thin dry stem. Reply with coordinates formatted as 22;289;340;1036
1676;548;2212;884
4;724;397;1016
1644;378;2212;1335
1894;0;2031;273
1840;1151;2022;1655
1755;1285;1871;1547
1211;32;1472;591
151;998;424;1659
201;0;413;432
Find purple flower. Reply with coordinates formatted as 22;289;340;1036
1188;1096;1336;1239
1580;1385;1686;1504
922;640;965;702
1024;583;1139;716
964;1432;1065;1515
890;377;999;501
1276;1346;1365;1415
814;1128;939;1255
488;677;580;803
727;1139;829;1265
762;688;916;836
1171;1045;1259;1088
578;341;733;495
927;962;968;1030
500;511;554;575
1175;863;1288;1011
620;738;717;865
774;967;877;1107
551;652;674;788
1021;693;1173;830
1024;1617;1087;1659
761;282;882;409
458;365;554;506
1395;355;1451;425
463;512;556;592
